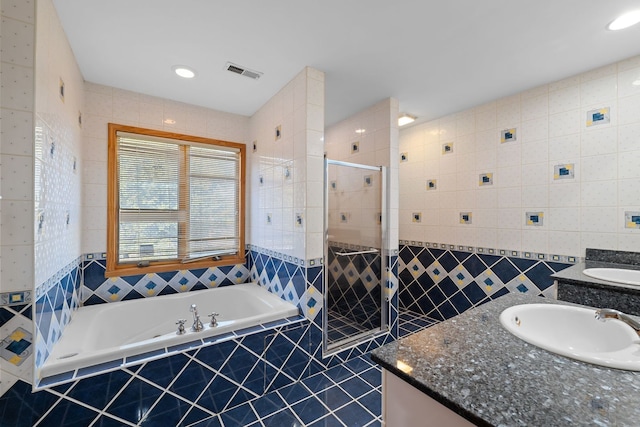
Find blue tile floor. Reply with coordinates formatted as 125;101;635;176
187;311;437;427
188;355;383;427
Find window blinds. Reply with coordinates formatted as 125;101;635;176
116;132;240;264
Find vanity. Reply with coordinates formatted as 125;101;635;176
552;248;640;316
371;293;640;426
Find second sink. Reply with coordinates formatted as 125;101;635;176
500;303;640;371
583;268;640;286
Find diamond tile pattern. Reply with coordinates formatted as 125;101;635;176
80;256;250;305
326;246;382;344
34;259;81;369
399;245;571;321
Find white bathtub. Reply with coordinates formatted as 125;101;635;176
40;283;300;380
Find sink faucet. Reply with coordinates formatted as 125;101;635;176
595;308;640;336
190;304;204;332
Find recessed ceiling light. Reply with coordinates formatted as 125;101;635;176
163;118;176;124
172;65;196;79
398;113;416;126
607;10;640;30
355;129;366;134
633;79;640;86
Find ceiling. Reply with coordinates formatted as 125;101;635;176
52;0;640;128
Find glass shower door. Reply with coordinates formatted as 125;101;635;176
324;158;387;352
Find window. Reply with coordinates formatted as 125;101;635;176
107;124;245;277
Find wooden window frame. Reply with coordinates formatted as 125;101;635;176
106;123;246;277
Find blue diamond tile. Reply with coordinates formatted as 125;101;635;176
170;360;216;402
220;402;257;427
139;394;195;427
334;402;374;427
292;396;330;425
262;408;300;427
105;378;163;424
196;375;237;413
250;392;286;419
135;354;187;386
37;399;98;427
67;369;132;410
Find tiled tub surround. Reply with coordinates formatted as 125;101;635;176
553;248;640;316
39;283;301;383
33;258;82;379
327;244;383;343
0;246;393;426
81;254;251;305
372;293;640;426
398;243;571;321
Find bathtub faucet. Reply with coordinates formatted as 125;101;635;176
190;304;204;332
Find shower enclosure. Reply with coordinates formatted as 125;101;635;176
324;158;388;352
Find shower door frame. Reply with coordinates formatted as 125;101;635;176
323;157;389;355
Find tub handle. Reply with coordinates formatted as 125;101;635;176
176;319;187;335
208;312;220;327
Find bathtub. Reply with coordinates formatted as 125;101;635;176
40;283;300;382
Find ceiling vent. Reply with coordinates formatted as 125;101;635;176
225;62;263;80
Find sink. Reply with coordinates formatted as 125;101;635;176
583;268;640;286
500;303;640;371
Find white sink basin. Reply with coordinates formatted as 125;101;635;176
500;304;640;371
583;268;640;286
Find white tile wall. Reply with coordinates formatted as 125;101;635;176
248;67;325;261
399;54;640;257
33;0;83;287
325;98;399;252
1;0;36;294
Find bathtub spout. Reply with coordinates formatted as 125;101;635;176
190;304;204;332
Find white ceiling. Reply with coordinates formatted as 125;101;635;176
52;0;640;128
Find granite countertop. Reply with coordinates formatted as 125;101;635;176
552;261;640;294
371;293;640;427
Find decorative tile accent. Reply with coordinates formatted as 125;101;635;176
329;180;337;190
398;240;579;264
441;142;453;154
80;255;250;305
526;211;544;226
426;179;437;190
259;175;264;185
351;141;359;154
586;107;610;127
479;173;493;186
340;212;349;223
363;175;373;187
284;166;291;179
0;291;32;307
1;327;32;367
398;244;571;322
295;213;303;227
500;128;517;143
459;212;472;224
412;212;422;223
252;140;257;152
554;163;574;180
275;125;282;140
400;152;408;162
266;213;272;225
625;211;640;229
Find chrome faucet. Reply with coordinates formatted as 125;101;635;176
190;304;204;332
595;308;640;336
